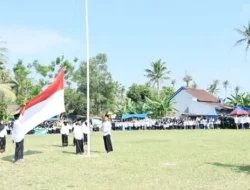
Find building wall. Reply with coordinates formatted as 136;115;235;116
172;90;217;116
171;90;194;117
189;102;217;115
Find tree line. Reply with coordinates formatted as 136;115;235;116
0;21;250;118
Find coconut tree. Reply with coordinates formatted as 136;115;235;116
191;81;198;89
222;80;229;97
145;59;170;97
0;39;16;101
182;73;192;87
234;21;250;54
114;82;126;105
0;71;17;102
171;79;176;88
207;80;220;95
0;38;8;67
235;86;240;95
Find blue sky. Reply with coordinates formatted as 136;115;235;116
1;0;250;98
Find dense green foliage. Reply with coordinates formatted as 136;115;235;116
0;43;178;118
2;22;250;119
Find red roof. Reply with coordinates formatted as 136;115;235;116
169;87;233;110
185;87;219;103
205;102;233;109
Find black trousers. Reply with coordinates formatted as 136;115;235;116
61;134;68;147
73;138;76;146
83;134;88;144
103;135;113;153
0;136;6;153
75;139;84;154
15;139;24;162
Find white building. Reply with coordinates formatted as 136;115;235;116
169;87;232;117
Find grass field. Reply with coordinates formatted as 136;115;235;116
1;130;250;190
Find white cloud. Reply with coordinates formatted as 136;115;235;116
0;26;72;54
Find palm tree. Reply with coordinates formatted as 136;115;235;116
0;71;17;103
235;86;240;95
0;41;15;105
183;73;192;87
171;79;176;88
0;38;8;67
0;84;16;101
115;82;126;104
191;81;198;89
145;59;170;97
234;22;250;54
207;80;220;95
222;80;229;97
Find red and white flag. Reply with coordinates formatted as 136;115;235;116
18;68;65;135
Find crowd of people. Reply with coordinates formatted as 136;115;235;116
1;112;250;165
112;116;250;130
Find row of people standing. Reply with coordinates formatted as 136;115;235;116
59;120;89;155
112;118;224;130
59;115;113;155
1;114;114;163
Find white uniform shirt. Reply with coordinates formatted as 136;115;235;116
60;124;69;135
216;120;221;125
12;120;25;143
234;117;239;124
68;124;73;131
82;122;90;134
74;125;83;140
102;121;112;136
241;117;246;124
0;126;7;137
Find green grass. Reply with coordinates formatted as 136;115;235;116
1;130;250;190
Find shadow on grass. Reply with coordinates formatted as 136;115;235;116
2;150;42;163
62;150;103;155
51;145;63;148
91;150;103;153
62;151;75;155
207;162;250;174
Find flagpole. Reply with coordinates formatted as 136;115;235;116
85;0;90;156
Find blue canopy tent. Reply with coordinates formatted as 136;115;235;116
236;106;249;111
121;114;147;120
230;106;249;116
47;118;59;122
204;114;219;118
34;128;48;135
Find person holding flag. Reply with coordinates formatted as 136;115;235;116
12;115;25;164
12;68;65;163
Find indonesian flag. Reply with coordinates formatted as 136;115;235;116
18;68;65;135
